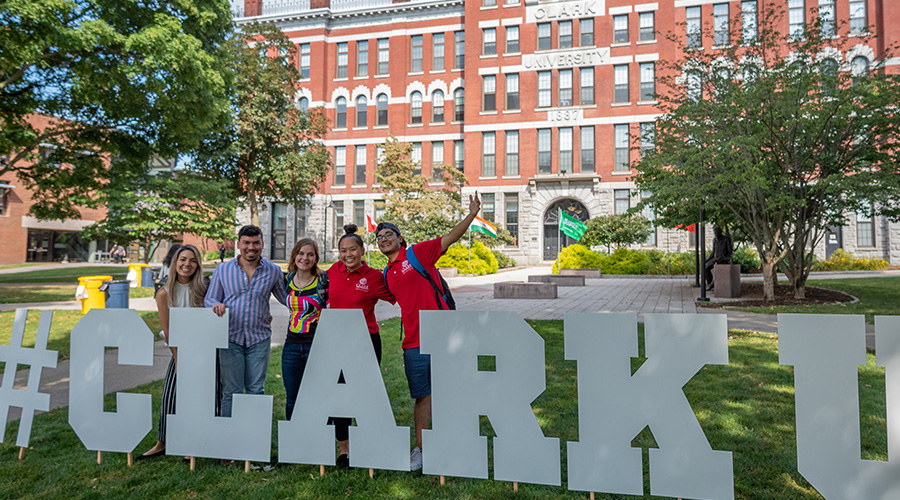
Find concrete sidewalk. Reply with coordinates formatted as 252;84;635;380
4;266;885;423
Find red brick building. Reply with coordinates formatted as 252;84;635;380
234;0;900;264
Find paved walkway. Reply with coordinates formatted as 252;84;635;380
5;266;892;422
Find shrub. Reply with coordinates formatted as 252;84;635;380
811;248;889;271
364;251;388;270
552;244;603;274
205;250;234;261
732;245;761;273
598;247;652;275
435;241;499;275
492;249;517;268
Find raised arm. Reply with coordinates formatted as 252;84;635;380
441;193;481;253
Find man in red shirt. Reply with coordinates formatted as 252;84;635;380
377;194;481;471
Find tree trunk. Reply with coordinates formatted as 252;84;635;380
248;190;259;226
793;272;807;299
761;259;776;302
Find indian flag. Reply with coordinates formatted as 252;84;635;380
470;216;498;238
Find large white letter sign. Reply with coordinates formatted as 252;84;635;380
279;310;408;470
779;314;900;499
69;309;153;453
420;310;560;486
166;309;273;462
565;313;733;500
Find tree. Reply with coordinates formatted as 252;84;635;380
374;137;466;243
634;8;900;301
582;214;652;253
0;0;233;219
84;169;237;263
191;22;331;226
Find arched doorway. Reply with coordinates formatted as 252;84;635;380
543;198;589;260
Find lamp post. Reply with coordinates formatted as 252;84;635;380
698;202;709;302
323;194;334;261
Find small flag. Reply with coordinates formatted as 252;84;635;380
470;216;498;238
675;224;696;233
366;214;377;233
559;209;587;241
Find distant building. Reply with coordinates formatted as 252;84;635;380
233;0;900;265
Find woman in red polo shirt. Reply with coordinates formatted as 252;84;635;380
326;224;395;468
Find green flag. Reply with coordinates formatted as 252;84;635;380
559;209;587;241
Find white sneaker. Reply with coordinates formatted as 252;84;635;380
409;446;423;471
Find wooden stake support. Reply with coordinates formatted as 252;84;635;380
127;453;133;467
18;447;24;460
369;468;374;478
244;460;250;473
440;475;445;486
513;482;518;492
589;493;594;500
190;457;195;471
97;451;102;464
320;464;325;476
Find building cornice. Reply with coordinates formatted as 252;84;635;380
235;0;464;26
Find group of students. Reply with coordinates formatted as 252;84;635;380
136;194;482;471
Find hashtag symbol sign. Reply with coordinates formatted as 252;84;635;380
0;309;58;447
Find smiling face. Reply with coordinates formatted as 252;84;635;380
294;244;318;273
174;249;199;283
339;237;365;272
376;228;400;256
238;234;263;264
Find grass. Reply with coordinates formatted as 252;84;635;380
0;285;155;304
0;266;130;284
1;318;887;499
735;277;900;323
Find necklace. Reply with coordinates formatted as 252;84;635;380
293;272;316;289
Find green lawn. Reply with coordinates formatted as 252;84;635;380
0;285;155;304
0;266;131;284
1;319;884;499
736;276;900;322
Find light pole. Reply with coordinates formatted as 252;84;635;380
323;194;333;262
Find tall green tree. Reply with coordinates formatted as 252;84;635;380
0;0;233;219
191;22;331;226
635;8;900;301
374;137;466;244
84;168;237;263
582;214;652;254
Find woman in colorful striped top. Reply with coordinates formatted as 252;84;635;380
281;238;325;421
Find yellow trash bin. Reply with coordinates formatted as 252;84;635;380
127;263;149;287
77;275;113;315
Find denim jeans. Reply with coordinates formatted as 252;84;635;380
281;341;313;421
218;339;271;418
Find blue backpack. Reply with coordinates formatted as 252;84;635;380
382;244;456;310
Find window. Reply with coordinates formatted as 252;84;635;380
849;0;867;34
686;7;702;48
686;70;702;101
298;97;309;112
455;31;465;69
482;193;495;223
355;146;367;185
376;145;385;166
614;64;629;103
506;26;519;53
614;124;630;171
433;33;445;70
357;40;368;77
713;4;729;46
376;93;388;126
374;200;385;220
640;122;655;155
432;141;444;181
538;23;551;50
741;2;758;43
505;193;518;245
333;201;344;248
581;126;595;172
614;15;629;43
335;147;346;185
432;90;444;122
506;131;519;176
538;71;552;107
581;67;594;104
482;132;496;177
410;92;422;124
559;128;573;173
337;42;348;78
454;140;464;173
819;0;836;37
640;62;655;101
483;28;497;56
559;69;573;106
377;38;389;74
538;129;552;173
299;43;310;78
559;21;573;48
411;35;423;72
821;58;838;94
857;207;874;247
498;74;516;111
789;0;805;39
851;56;869;85
354;200;365;228
581;18;594;46
483;75;496;111
639;12;655;41
641;190;657;246
614;189;630;215
412;142;422;176
454;88;465;121
483;0;496;7
294;207;307;241
355;95;367;127
335;97;347;128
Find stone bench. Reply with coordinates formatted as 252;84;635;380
560;268;602;278
437;267;458;278
528;274;586;286
493;281;558;299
